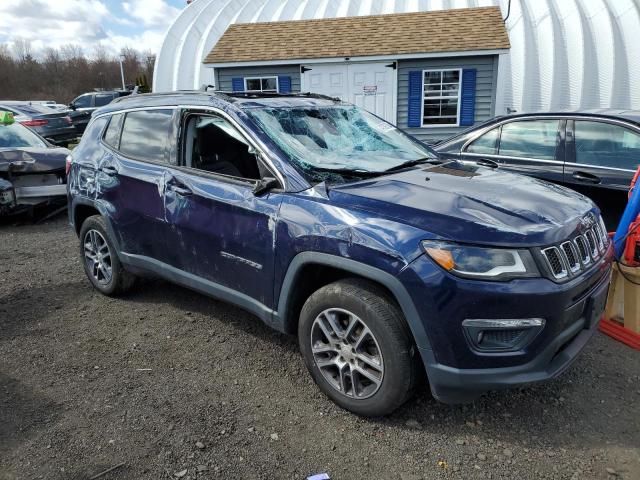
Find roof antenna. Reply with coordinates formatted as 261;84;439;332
200;84;215;92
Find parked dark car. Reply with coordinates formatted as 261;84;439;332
0;111;70;215
68;90;131;135
0;102;78;147
433;111;640;229
67;92;612;416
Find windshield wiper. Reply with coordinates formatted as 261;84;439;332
312;166;382;177
384;157;443;173
473;158;499;169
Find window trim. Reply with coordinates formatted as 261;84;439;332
117;109;176;165
244;76;279;93
73;94;94;109
496;119;561;162
98;107;179;166
94;105;286;188
420;68;462;128
102;112;124;150
460;115;640;172
94;93;116;108
176;110;280;187
464;125;501;156
570;118;640;171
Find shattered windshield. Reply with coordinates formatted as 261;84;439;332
247;106;436;182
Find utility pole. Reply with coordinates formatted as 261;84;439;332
119;55;126;90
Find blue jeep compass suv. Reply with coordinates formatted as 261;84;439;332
67;91;613;416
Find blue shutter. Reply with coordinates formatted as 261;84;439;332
231;77;244;92
407;71;423;128
459;69;477;126
278;76;292;93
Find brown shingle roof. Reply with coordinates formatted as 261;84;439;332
204;7;510;65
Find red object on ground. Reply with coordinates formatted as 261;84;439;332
599;317;640;350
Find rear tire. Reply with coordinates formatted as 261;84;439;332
79;215;135;296
298;278;418;416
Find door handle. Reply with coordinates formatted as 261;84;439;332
168;184;192;196
572;171;601;184
100;165;118;176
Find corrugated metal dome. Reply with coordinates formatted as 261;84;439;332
154;0;640;114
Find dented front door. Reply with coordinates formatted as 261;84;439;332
163;169;282;308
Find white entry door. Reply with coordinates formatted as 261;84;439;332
301;62;396;124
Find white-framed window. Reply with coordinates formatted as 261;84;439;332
422;69;461;127
244;76;279;93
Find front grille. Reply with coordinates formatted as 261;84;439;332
561;241;580;272
541;247;567;279
540;215;608;281
574;235;589;265
482;329;527;345
585;230;598;258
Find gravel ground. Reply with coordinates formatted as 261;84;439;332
1;215;639;480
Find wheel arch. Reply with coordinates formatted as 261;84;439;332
71;198;123;258
276;252;432;351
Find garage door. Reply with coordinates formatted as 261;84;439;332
301;62;396;124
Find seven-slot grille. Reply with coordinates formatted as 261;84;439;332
541;215;609;280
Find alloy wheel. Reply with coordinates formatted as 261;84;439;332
83;229;112;285
310;308;384;399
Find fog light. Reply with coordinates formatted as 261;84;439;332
462;318;545;328
462;318;545;352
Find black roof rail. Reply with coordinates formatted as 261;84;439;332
111;89;343;106
216;91;342;102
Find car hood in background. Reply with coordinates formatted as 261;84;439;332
0;147;69;173
327;162;595;247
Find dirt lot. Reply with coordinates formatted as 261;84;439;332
1;215;639;480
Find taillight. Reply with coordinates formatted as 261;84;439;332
65;154;72;176
21;119;49;127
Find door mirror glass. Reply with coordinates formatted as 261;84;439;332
574;121;640;170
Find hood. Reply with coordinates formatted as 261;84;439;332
328;162;596;247
0;147;69;173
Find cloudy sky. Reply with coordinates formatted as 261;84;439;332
0;0;184;57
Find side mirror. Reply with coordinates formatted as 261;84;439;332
69;103;76;110
253;176;279;196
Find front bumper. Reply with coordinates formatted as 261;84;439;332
422;276;607;403
399;246;613;404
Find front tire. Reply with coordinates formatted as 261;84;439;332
79;215;135;296
298;278;418;416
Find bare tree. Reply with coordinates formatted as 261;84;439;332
0;43;156;102
12;39;32;62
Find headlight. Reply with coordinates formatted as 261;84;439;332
421;240;540;281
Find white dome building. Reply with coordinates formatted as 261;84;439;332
154;0;640;141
